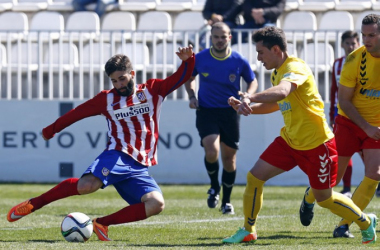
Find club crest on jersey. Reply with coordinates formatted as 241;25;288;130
229;74;236;82
102;167;110;176
136;90;147;103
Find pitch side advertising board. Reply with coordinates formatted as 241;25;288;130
0;100;364;185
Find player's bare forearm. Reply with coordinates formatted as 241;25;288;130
185;77;196;97
247;78;258;94
185;77;198;109
250;102;279;114
248;81;294;103
340;98;378;138
339;85;370;131
339;85;380;139
228;96;278;116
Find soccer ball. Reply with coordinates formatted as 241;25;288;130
61;212;93;242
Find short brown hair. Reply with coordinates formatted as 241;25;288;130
104;54;133;76
341;30;359;42
211;22;231;35
362;14;380;31
252;26;287;52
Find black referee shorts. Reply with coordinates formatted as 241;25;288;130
196;106;240;150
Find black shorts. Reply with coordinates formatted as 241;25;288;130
196;107;240;150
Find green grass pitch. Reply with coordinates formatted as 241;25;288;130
0;184;379;249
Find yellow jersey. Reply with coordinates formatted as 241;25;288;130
338;45;380;126
272;56;333;150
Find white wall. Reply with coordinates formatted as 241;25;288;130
0;100;365;186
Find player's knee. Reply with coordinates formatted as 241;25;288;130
146;198;165;216
205;151;218;162
77;176;102;194
154;199;165;215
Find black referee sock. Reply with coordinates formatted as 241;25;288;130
222;169;236;205
204;157;220;192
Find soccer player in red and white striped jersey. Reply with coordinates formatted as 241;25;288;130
330;31;360;199
7;45;195;241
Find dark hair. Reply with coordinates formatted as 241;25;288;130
252;26;287;52
211;22;231;35
341;30;359;42
362;14;380;31
104;54;133;76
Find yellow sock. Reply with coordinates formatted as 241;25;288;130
304;187;315;204
243;172;265;233
338;176;378;227
318;192;370;230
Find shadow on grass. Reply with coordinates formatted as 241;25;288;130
0;240;59;243
260;234;301;240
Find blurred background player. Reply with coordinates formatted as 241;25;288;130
7;46;195;241
185;22;258;214
232;0;285;44
202;0;243;30
330;30;360;198
200;0;244;49
72;0;116;17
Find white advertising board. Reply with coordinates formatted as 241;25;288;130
0;100;364;186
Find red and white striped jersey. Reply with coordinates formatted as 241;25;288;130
43;56;195;166
329;56;346;123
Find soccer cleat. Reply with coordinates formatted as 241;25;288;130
361;213;377;244
7;200;34;222
207;188;220;208
222;227;257;244
341;191;352;199
220;203;235;215
376;189;380;198
333;224;354;238
340;187;352;199
92;218;112;241
299;187;315;226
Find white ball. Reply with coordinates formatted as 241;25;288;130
61;212;93;242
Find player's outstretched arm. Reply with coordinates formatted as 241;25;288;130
228;96;252;116
42;133;48;141
176;44;194;61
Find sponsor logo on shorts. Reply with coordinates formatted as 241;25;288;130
102;167;110;176
114;103;150;120
318;154;329;183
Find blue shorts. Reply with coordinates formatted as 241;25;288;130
83;150;161;205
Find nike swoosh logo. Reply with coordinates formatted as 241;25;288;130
11;212;23;220
111;101;121;107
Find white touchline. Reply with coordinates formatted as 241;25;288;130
116;214;289;227
0;215;289;230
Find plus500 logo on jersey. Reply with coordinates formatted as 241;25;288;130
114;103;150;120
